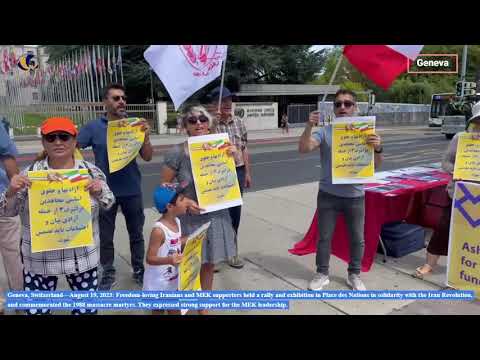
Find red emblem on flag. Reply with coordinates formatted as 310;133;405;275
179;45;224;77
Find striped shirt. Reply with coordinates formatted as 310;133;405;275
213;116;248;167
0;159;115;276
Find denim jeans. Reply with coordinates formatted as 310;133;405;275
316;190;365;275
99;195;145;276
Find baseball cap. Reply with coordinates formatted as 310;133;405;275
153;182;188;213
207;86;232;103
40;117;78;136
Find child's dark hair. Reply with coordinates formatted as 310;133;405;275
159;193;181;214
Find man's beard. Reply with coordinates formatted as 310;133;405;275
118;109;128;118
111;108;127;118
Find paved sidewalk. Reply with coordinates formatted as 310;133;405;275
2;180;478;315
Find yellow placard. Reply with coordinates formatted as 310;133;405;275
453;133;480;181
332;116;376;184
178;222;210;291
28;169;93;253
107;118;145;173
188;133;242;213
447;182;480;298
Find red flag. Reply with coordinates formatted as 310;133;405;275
96;56;103;75
2;48;10;73
343;45;424;90
9;50;17;68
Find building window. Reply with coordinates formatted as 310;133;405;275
32;92;38;101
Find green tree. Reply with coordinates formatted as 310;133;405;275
44;45;327;104
317;45;480;103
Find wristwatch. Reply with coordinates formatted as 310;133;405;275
374;146;384;154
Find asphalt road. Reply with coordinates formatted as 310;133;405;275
136;130;450;208
14;128;450;209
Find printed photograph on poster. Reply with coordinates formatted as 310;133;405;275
27;169;94;253
331;116;376;184
107;118;145;173
446;181;480;299
188;133;243;213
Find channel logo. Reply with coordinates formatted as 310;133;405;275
17;53;39;73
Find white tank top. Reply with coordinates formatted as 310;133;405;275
143;218;182;291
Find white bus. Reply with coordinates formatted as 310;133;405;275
429;93;455;127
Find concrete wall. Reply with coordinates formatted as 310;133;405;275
156;101;168;134
233;102;278;130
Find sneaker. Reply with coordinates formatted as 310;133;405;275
99;274;117;291
346;274;366;291
228;256;245;269
308;273;330;291
133;271;144;287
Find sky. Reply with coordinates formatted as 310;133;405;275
311;45;333;52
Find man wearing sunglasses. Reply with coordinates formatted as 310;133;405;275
207;86;251;270
299;89;383;291
77;83;153;290
0;122;23;314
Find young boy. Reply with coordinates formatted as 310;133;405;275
143;184;191;315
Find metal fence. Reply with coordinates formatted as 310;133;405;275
0;102;158;136
287;102;431;127
287;104;318;125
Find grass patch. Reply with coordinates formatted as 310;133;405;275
23;113;49;127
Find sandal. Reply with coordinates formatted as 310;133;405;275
415;264;433;278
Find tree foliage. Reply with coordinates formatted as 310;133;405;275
315;45;480;104
44;45;326;104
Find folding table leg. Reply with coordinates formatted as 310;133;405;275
379;235;388;263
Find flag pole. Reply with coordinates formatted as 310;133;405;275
118;45;124;86
319;47;343;125
217;56;227;113
112;45;118;83
149;68;154;104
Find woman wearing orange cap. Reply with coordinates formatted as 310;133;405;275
0;117;115;315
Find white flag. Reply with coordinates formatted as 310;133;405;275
144;45;228;110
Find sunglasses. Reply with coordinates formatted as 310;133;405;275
186;115;209;125
334;100;355;109
43;133;74;143
111;95;127;102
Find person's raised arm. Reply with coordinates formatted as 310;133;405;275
2;156;18;179
0;172;31;217
366;133;383;170
442;134;459;174
299;111;321;153
136;119;153;161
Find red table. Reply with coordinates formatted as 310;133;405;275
288;170;451;272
